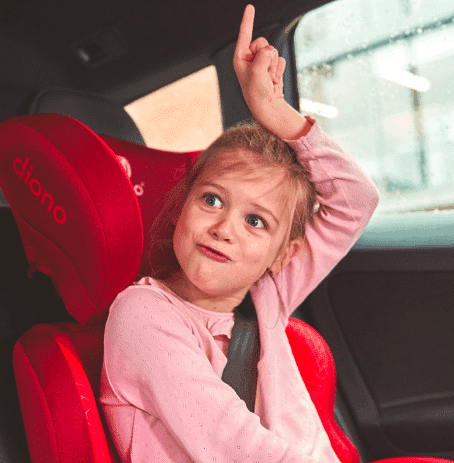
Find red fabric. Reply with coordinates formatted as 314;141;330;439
13;323;119;463
100;135;200;277
0;114;143;324
286;318;360;463
12;342;60;462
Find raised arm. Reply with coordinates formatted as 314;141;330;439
273;123;380;316
233;5;380;316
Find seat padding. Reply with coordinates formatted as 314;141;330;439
99;135;200;277
0;114;143;324
286;318;360;463
13;322;120;463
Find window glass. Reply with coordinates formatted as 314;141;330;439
125;65;223;152
294;0;454;213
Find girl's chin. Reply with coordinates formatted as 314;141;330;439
180;270;235;295
189;279;230;296
178;263;261;297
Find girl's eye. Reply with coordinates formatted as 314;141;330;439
203;193;222;208
246;215;267;229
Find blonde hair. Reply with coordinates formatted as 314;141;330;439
148;120;317;280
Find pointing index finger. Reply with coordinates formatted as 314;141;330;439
235;4;255;56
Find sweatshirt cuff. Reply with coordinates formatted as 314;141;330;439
282;115;316;143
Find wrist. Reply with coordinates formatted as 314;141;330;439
253;99;312;141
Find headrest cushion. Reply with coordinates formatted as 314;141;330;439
99;135;200;277
0;114;143;324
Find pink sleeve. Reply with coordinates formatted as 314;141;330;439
104;286;315;462
273;119;380;318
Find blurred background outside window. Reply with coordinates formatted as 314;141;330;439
294;0;454;213
125;65;223;152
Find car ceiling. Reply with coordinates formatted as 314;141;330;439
0;0;329;118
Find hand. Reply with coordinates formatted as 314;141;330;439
233;5;286;120
233;4;312;140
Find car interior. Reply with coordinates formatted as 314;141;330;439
1;0;454;462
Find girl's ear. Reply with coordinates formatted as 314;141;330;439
268;238;302;274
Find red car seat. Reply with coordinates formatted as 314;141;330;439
0;114;451;463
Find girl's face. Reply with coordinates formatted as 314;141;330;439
171;152;294;307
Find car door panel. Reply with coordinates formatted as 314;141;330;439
301;213;454;460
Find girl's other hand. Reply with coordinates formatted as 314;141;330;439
233;5;286;121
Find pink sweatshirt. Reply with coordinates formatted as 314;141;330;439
100;121;380;462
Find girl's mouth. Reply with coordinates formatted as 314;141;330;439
197;245;230;262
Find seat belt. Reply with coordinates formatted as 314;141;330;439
221;292;260;412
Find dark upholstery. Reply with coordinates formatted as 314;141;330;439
24;87;146;145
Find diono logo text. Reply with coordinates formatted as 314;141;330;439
14;156;67;225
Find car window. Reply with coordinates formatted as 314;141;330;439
125;65;223;152
294;0;454;213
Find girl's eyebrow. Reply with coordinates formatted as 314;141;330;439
201;181;279;225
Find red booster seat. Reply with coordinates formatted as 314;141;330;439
0;114;451;463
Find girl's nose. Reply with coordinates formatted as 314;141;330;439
209;214;236;242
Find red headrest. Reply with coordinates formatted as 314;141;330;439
0;114;143;325
99;135;200;278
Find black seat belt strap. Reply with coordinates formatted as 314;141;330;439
221;292;260;412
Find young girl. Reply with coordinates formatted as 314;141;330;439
100;5;379;462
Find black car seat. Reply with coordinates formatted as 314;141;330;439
19;87;145;146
